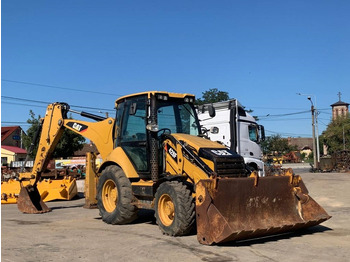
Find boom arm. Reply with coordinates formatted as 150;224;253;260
31;102;115;183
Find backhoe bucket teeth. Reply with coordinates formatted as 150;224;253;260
195;175;331;245
17;184;51;214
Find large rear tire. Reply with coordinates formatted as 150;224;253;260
154;181;195;236
97;165;138;224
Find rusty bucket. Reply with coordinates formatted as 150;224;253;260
195;175;331;245
17;184;51;214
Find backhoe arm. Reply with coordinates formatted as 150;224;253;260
31;103;115;179
18;102;115;213
31;103;68;183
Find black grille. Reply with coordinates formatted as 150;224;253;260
198;148;247;178
215;157;246;177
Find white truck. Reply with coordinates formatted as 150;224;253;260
197;99;265;176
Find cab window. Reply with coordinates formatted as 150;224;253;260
157;102;199;135
248;125;258;142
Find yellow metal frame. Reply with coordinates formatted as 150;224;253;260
163;133;229;185
84;152;98;208
102;147;140;178
115;91;195;107
1;176;77;204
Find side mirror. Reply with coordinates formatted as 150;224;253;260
129;102;137;115
208;105;216;117
260;125;265;142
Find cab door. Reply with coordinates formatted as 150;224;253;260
115;95;149;175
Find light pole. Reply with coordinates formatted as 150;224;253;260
297;93;320;168
308;97;318;169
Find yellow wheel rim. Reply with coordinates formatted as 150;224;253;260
102;179;118;213
158;194;175;226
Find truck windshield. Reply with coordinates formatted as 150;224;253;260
157;101;200;135
248;125;259;143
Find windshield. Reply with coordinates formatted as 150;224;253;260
157;101;200;135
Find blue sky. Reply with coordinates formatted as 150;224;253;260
2;0;349;138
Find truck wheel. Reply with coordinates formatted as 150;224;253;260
97;165;138;224
154;181;195;236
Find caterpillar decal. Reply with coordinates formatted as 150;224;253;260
67;122;88;133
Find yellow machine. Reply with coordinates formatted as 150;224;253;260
17;91;331;245
1;175;77;204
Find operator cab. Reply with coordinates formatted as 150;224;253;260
114;92;200;178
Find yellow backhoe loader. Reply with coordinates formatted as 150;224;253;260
17;91;331;245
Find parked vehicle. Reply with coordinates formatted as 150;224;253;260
17;92;330;245
197;99;265;176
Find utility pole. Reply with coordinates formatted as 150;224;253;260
309;97;318;170
343;125;346;150
297;93;320;168
315;108;320;163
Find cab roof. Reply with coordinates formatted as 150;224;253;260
115;91;195;106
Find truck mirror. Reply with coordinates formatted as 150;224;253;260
260;125;265;141
129;102;137;115
208;105;216;117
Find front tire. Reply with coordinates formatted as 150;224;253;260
154;181;195;236
97;165;138;224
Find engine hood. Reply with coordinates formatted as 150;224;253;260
170;133;226;151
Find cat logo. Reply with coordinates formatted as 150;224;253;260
67;122;88;133
72;123;83;132
211;149;232;156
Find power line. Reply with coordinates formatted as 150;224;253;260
2;121;30;125
265;129;311;137
2;101;48;109
317;110;332;115
2;79;123;96
318;119;330;127
261;117;311;121
2;95;115;112
2;95;49;104
244;105;307;110
257;110;310;119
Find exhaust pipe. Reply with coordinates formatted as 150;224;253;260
150;95;159;182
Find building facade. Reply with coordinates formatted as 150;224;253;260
1;126;27;166
331;94;349;120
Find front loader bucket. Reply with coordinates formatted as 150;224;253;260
195;175;331;245
17;184;51;214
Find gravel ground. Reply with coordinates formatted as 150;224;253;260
2;169;349;262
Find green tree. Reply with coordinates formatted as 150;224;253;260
23;110;85;159
196;88;229;105
22;110;41;156
260;134;298;155
321;114;350;154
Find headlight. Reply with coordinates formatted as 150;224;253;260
146;123;159;132
184;97;194;103
157;94;168;100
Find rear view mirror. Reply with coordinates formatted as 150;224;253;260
259;125;265;142
129;102;137;115
208;105;216;117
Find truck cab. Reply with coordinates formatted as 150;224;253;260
197;99;265;176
